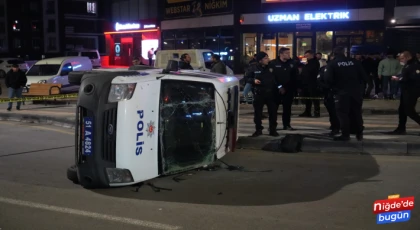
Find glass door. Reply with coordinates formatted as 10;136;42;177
277;32;294;58
333;35;363;57
296;37;313;62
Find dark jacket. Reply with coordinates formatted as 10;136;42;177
210;61;227;74
179;61;193;70
5;69;27;89
269;58;299;92
324;55;368;96
244;63;278;96
399;59;420;90
362;57;375;76
300;58;320;87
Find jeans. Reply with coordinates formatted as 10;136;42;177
8;87;23;109
382;76;399;97
243;83;253;102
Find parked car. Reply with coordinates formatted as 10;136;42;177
66;49;101;68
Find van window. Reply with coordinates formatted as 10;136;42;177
81;52;98;59
203;52;213;69
27;64;61;76
7;59;25;65
67;52;79;56
60;63;73;76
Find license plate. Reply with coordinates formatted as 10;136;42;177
82;117;93;156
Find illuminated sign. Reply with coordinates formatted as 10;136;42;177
144;24;156;29
115;22;141;31
267;11;350;22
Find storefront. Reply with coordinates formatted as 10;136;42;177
239;8;386;62
161;0;235;68
103;20;160;67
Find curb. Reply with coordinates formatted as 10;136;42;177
0;113;76;129
236;136;420;156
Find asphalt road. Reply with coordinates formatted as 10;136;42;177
0;121;420;230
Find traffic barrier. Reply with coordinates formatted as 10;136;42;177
0;94;406;104
0;93;78;103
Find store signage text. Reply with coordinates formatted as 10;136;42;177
164;0;232;19
115;22;141;31
144;24;156;28
267;11;350;22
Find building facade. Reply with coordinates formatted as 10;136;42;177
102;0;159;67
386;0;420;52
159;0;420;73
160;0;235;69
0;0;108;60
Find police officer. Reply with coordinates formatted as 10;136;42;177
317;57;340;136
244;52;279;137
387;51;420;135
324;46;368;141
270;47;299;130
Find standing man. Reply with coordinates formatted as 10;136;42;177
270;47;299;130
324;46;368;141
179;53;194;70
299;50;321;117
5;64;27;111
245;52;279;137
210;54;227;74
362;53;376;98
378;51;401;99
315;52;322;60
387;51;420;135
148;48;155;66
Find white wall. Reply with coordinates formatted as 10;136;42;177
161;14;234;30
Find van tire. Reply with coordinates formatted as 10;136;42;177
67;165;79;184
68;72;85;85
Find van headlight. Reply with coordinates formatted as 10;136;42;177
106;168;134;183
38;80;47;84
108;83;137;103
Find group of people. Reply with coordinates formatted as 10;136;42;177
177;53;228;74
243;47;420;141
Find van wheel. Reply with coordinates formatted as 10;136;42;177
0;70;5;78
67;165;79;184
68;72;85;85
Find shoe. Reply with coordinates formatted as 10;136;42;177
329;130;340;137
299;112;311;117
251;130;263;137
386;129;406;135
333;135;350;141
269;131;280;137
283;125;295;131
356;132;363;141
6;108;11;111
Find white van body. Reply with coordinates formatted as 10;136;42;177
25;57;93;93
73;69;240;188
66;49;101;68
154;49;234;75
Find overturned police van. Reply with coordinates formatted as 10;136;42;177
66;61;240;189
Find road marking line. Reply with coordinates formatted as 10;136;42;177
0;196;182;230
0;121;73;135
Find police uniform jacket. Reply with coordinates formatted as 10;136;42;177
324;55;368;95
244;63;277;95
399;59;420;90
269;59;299;92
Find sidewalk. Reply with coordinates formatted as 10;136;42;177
0;101;419;156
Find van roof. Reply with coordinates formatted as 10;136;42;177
35;56;90;65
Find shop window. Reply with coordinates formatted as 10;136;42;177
316;31;333;59
203;38;219;52
242;33;256;58
365;30;384;44
163;40;175;50
350;36;363;46
218;38;234;70
335;30;364;36
278;33;294;58
176;39;188;49
189;39;203;49
296;32;313;37
296;38;312;58
260;33;276;60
